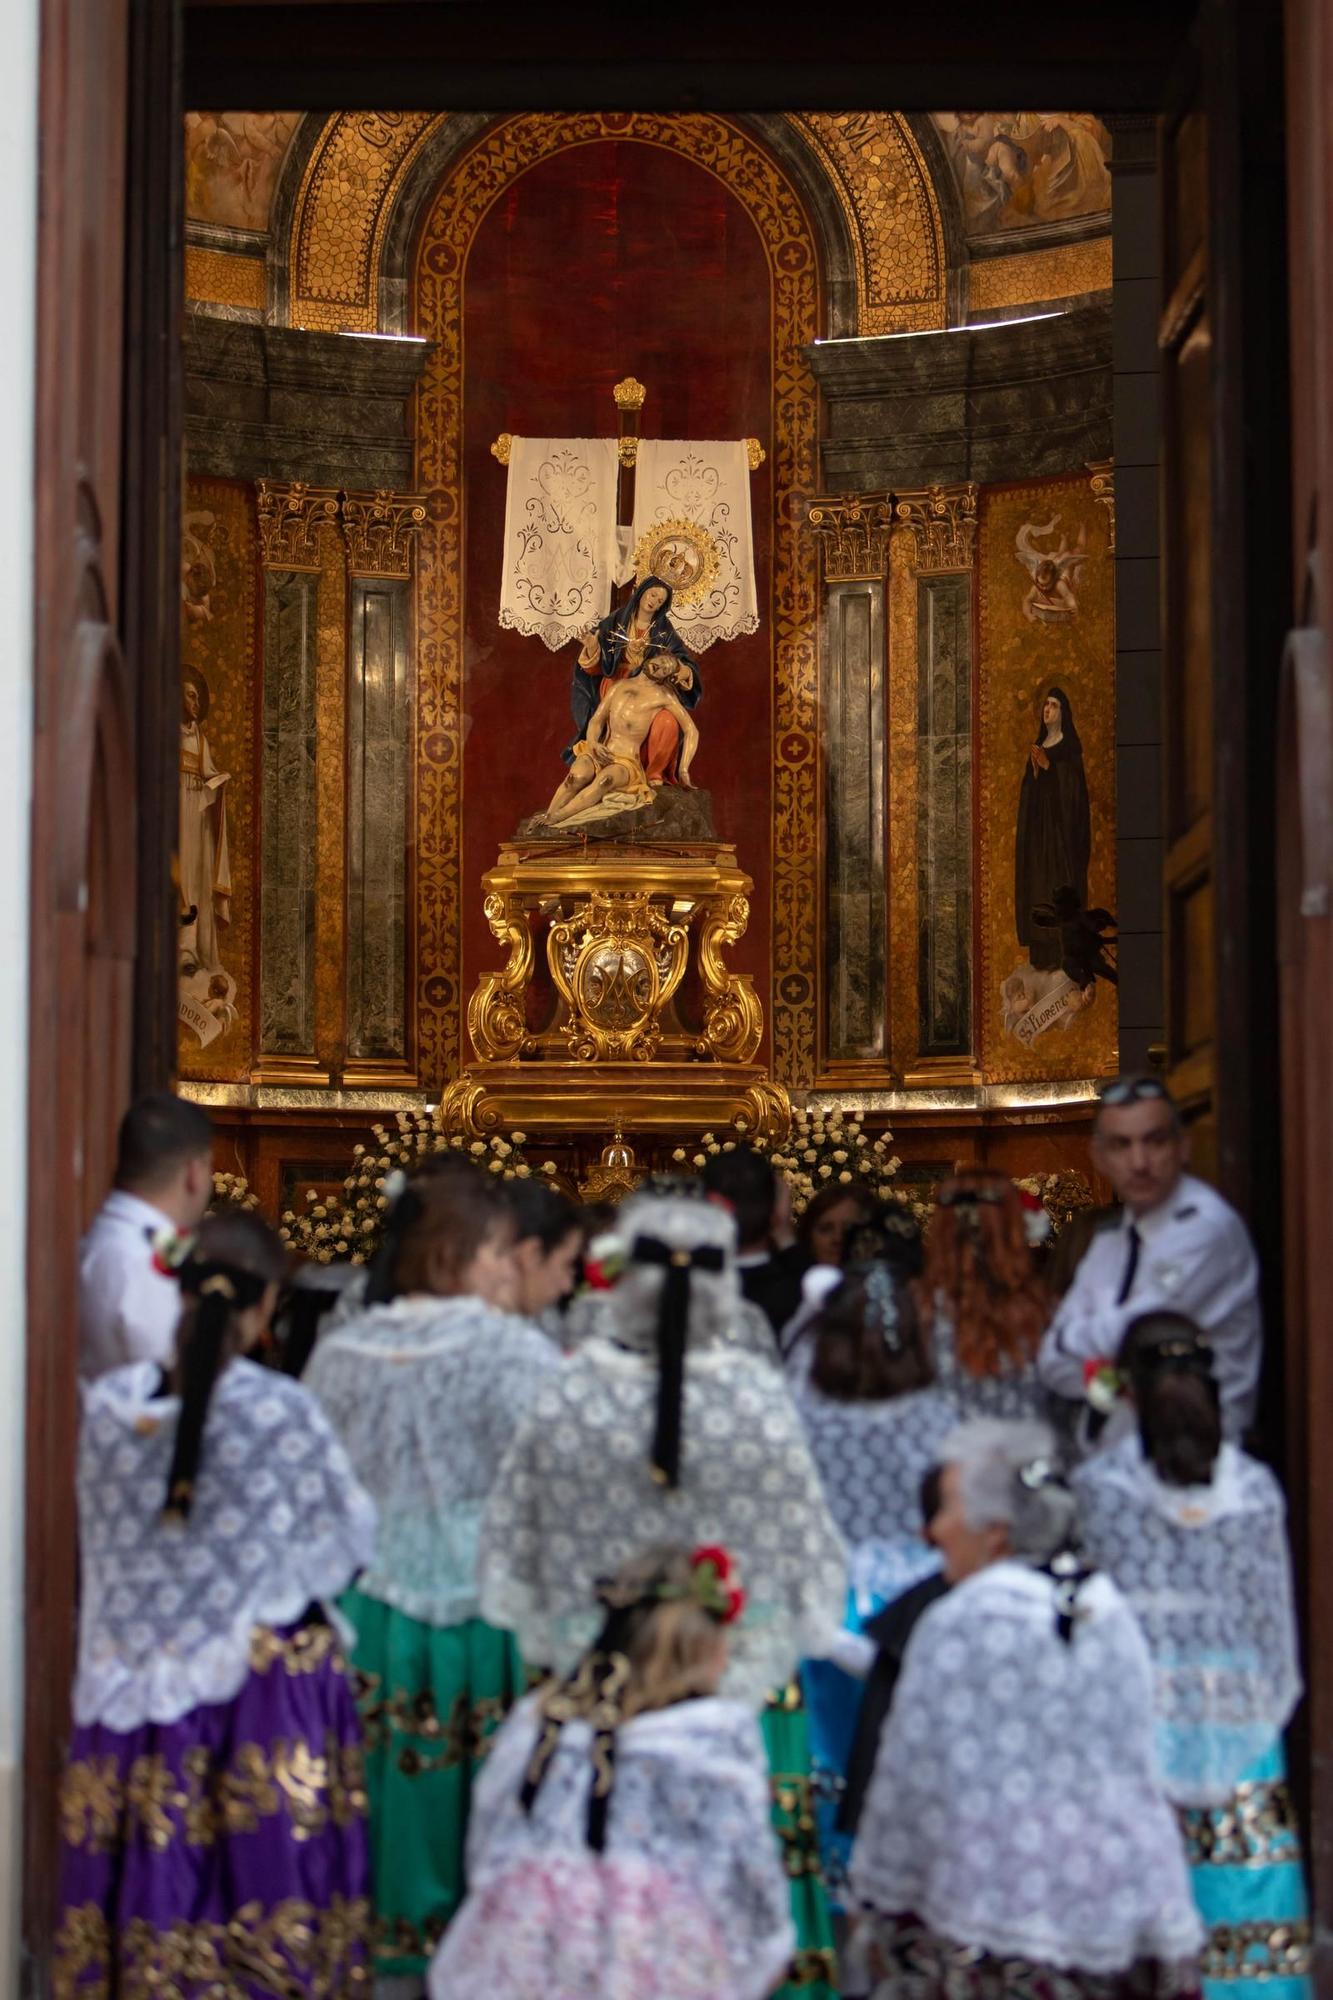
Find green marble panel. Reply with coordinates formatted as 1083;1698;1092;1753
824;580;886;1060
916;573;972;1056
347;577;410;1061
260;570;318;1055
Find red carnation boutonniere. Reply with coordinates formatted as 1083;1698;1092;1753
1020;1190;1052;1247
582;1232;627;1293
690;1543;746;1625
150;1227;195;1279
1083;1356;1125;1416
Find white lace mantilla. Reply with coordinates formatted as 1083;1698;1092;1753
479;1338;848;1707
1073;1437;1302;1804
849;1561;1203;1973
304;1294;560;1629
429;1694;793;2000
498;436;620;650
930;1297;1047;1420
630;440;758;653
790;1349;956;1559
75;1359;377;1731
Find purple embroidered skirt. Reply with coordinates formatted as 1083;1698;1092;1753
54;1619;371;1997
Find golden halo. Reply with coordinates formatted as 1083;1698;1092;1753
632;517;721;610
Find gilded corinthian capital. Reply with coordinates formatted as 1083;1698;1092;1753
256;480;340;572
807;494;894;583
341;490;428;580
894;483;979;575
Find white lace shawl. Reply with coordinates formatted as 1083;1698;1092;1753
789;1348;953;1601
75;1359;377;1731
429;1695;793;2000
303;1294;561;1628
1073;1437;1302;1804
849;1561;1203;1973
930;1296;1046;1419
478;1338;848;1707
563;1286;778;1365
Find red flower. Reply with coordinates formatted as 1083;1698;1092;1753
1020;1190;1043;1212
583;1260;614;1291
722;1584;746;1625
1083;1356;1113;1388
691;1543;734;1584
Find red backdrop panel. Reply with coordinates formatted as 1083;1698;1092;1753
461;138;773;1052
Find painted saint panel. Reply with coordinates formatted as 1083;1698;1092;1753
184;112;301;232
178;478;257;1080
931;114;1112;237
978;474;1117;1082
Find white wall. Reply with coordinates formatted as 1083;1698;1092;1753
0;0;38;1982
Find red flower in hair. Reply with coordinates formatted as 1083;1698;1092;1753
690;1544;746;1624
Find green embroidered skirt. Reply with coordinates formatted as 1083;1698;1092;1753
764;1681;839;1999
341;1585;525;1977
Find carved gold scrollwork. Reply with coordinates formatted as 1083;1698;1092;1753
342;490;428;580
613;377;648;411
547;891;689;1063
807;494;894;583
490;433;513;466
894;483;979;575
695;893;764;1064
256;480;340;572
467;891;536;1061
1087;458;1116;553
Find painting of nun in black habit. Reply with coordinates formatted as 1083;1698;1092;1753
1014;686;1090;972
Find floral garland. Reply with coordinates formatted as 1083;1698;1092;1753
278;1108;559;1264
766;1105;904;1219
211;1171;258;1212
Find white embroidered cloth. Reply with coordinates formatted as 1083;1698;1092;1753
849;1560;1203;1972
498;436;619;650
631;440;758;653
479;1337;847;1707
304;1294;561;1629
428;1693;792;2000
1073;1436;1302;1805
74;1358;377;1731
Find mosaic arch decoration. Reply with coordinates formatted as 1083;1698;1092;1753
284;112;948;341
384;113;821;1088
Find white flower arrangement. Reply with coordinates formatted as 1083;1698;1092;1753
765;1104;906;1220
278;1108;540;1265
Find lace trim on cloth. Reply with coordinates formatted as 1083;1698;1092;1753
478;1344;848;1709
74;1360;377;1732
1073;1439;1302;1805
53;1896;372;1996
60;1731;367;1854
849;1561;1204;1975
630;440;758;653
304;1294;560;1629
498;436;619;652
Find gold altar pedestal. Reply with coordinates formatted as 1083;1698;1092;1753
439;839;790;1142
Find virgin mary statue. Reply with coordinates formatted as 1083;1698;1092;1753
1014;685;1091;973
567;573;701;782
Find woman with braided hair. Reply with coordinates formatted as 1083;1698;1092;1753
303;1163;560;1984
55;1207;378;1996
429;1544;793;1998
479;1185;847;2000
1074;1314;1311;1997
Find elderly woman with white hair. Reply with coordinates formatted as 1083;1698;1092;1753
479;1184;849;2000
849;1417;1204;2000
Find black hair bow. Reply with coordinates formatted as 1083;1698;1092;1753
630;1235;724;1489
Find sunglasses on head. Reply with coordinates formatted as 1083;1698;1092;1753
1099;1077;1173;1108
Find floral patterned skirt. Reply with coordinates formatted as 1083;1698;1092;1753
864;1914;1201;2000
343;1584;526;1976
54;1617;371;1998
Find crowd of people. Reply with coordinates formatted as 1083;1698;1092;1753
56;1076;1309;1999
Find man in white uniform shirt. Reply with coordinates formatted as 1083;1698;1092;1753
1038;1075;1261;1438
79;1092;214;1378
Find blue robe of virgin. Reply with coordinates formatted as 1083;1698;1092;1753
564;574;703;772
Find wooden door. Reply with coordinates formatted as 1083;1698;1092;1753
23;0;180;1979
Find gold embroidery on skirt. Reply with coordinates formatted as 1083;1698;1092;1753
249;1620;343;1676
353;1670;510;1774
59;1735;367;1852
1178;1776;1303;1868
1200;1917;1314;1980
53;1895;372;1999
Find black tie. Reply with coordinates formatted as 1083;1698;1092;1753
1116;1224;1141;1306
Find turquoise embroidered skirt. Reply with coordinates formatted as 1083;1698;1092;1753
1178;1740;1313;1999
763;1681;839;2000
